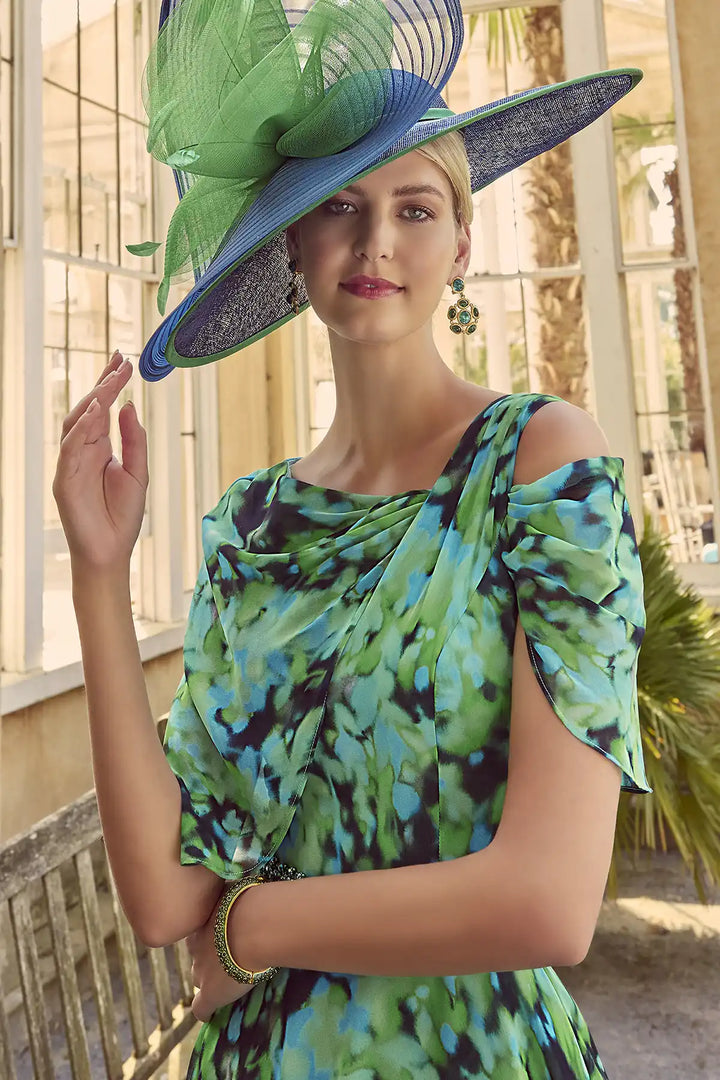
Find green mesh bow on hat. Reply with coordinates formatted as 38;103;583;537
126;0;395;315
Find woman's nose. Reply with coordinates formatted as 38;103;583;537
352;211;395;262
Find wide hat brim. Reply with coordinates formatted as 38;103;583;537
138;7;641;381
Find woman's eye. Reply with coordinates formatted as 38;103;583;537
405;205;433;221
325;201;434;222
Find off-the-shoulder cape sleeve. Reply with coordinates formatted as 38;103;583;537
500;455;652;795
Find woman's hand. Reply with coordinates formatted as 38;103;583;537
186;889;260;1023
52;351;148;572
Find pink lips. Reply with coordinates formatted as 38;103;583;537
340;275;403;299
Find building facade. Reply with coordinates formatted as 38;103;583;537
1;0;718;839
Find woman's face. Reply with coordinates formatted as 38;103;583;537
285;150;471;345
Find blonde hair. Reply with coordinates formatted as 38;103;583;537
413;128;474;228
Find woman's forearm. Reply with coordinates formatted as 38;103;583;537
228;843;576;978
72;565;222;946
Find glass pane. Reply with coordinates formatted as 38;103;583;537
614;122;682;265
80;100;118;262
466;173;519;277
1;58;13;239
300;308;335;445
507;5;566;96
109;274;142;361
44;347;70;528
521;275;590;405
120;116;153;270
626;267;713;564
79;0;117;110
43;82;80;255
43;341;147;666
68;264;107;352
432;278;526;392
45;260;68;351
454;8;576;276
1;0;12;62
180;370;199;592
117;0;146;121
42;1;78;93
604;0;675;124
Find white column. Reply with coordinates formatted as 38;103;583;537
194;364;220;525
561;0;645;534
1;0;45;673
145;364;185;624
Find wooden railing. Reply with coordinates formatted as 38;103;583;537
0;777;199;1078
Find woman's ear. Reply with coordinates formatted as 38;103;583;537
285;223;299;265
452;218;472;280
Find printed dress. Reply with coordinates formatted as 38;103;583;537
162;390;653;1079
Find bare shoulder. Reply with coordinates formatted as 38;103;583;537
512;397;612;488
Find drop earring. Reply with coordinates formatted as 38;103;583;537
447;276;479;335
287;258;302;315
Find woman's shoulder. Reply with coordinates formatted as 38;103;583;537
507;394;612;488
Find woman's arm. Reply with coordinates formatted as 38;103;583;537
225;829;575;979
53;353;223;949
73;566;223;947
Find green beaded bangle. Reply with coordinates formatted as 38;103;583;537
213;860;307;986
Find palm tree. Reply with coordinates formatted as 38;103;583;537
609;513;720;903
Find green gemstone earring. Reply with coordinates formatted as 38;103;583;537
447;277;479;335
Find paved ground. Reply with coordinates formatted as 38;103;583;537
558;850;720;1080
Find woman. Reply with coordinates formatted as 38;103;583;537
53;1;652;1076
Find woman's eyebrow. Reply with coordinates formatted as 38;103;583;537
343;182;447;201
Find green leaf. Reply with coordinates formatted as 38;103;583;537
126;241;163;257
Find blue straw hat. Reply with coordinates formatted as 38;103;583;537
129;0;641;382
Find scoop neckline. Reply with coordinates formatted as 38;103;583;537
282;394;513;502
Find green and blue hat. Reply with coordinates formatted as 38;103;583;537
129;0;641;381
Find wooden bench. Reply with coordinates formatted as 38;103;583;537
0;718;200;1079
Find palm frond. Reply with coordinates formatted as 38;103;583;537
609;512;720;904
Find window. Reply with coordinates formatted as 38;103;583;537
294;0;717;576
1;0;216;688
603;0;714;566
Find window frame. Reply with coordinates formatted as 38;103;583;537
1;0;220;708
295;0;718;598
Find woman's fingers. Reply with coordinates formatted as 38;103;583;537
97;349;124;384
54;393;110;486
60;353;133;441
118;399;149;490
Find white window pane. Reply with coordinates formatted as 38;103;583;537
435;278;527;390
180;370;199;592
117;0;147;121
79;0;117;110
43;82;80;255
43;0;78;93
45;259;68;351
109;273;142;360
604;0;675;124
80;100;119;263
68;264;107;352
614;122;682;265
625;267;713;564
119;117;153;270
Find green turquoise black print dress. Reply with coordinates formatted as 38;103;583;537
162;390;652;1079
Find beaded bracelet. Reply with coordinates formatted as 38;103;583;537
214;859;307;986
